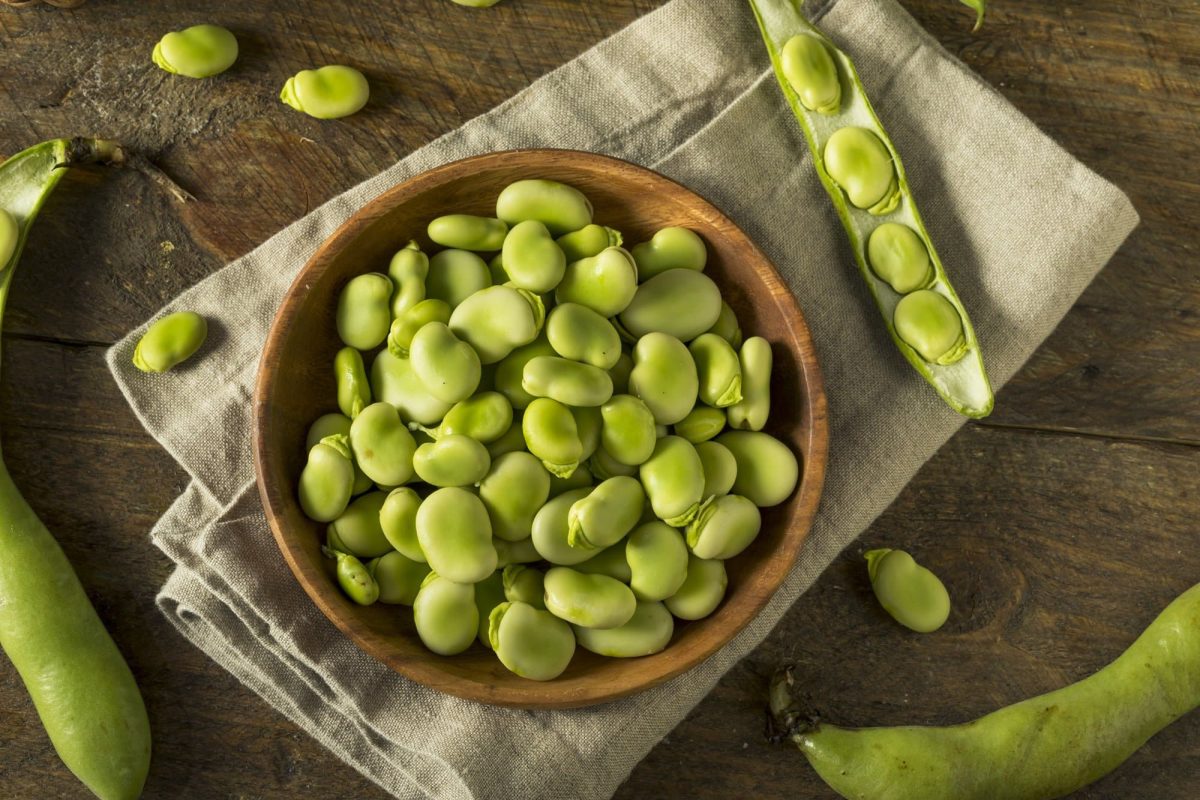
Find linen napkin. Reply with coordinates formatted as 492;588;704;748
107;0;1139;797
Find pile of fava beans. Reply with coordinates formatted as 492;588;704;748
297;178;801;681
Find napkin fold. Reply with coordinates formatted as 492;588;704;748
107;0;1138;797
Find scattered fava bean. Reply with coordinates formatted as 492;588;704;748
325;548;379;605
628;332;699;426
480;451;551;542
387;299;450;359
379;487;425;562
530;487;595;566
675;406;727;444
705;301;743;349
416;487;496;584
387;241;430;318
618;268;722;342
412;434;491;487
152;24;238;78
336;272;392;350
327;491;393;558
664;554;727;620
589;445;638;480
574;539;633;583
335;346;371;419
630;227;707;282
298;435;355;522
640;435;705;526
695;440;738;498
502;564;546;609
608;351;634;394
543;567;637;629
727;336;772;431
494;336;556;410
599;394;657;466
557;224;622;262
496;179;592;236
494;535;541;567
894;289;967;365
485;417;527;459
626;521;689;601
281;65;370;119
370;349;452;426
489;601;576;681
690;333;743;408
780;34;841;114
429;391;513;444
522;397;583;478
427;214;508;251
686;494;761;560
867;222;932;294
716;431;799;508
448;284;543;364
573;601;674;657
567;476;645;549
413;573;478;656
522;355;614;407
824;126;899;215
473;570;506;649
368;551;430;605
555;247;639;317
501;220;567;292
132;311;208;373
306;412;351;450
547;303;622;370
348;402;416;486
409;322;481;404
866;548;950;633
426;249;491;308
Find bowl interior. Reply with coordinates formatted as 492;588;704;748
254;149;828;708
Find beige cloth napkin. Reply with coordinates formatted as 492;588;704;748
107;0;1138;797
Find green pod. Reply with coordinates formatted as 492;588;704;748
716;430;798;508
567;476;645;550
502;564;546;609
412;572;477;656
327;490;393;558
547;461;594;497
132;310;208;373
522;355;613;408
387;298;451;357
705;301;743;349
546;302;622;369
409;322;482;403
501;219;567;292
543;567;637;629
689;333;743;408
556;224;622;262
780;34;840;114
298;436;355;522
335;346;372;419
387;241;430;318
628;332;699;426
367;551;430;605
348;402;416;486
427;214;508;251
639;436;705;526
426;249;491;308
685;494;761;559
494;336;556;410
626;521;689;601
336;272;393;350
412;434;491;487
153;24;238;78
488;601;576;681
894;289;967;365
325;548;379;605
496;179;593;236
555;246;639;317
434;391;513;443
280;65;369;119
415;487;496;584
493;535;541;567
664;554;727;620
727;336;772;431
473;570;506;649
448;284;544;364
379;487;425;562
573;601;673;657
867;222;933;294
865;548;950;633
574;539;633;583
695;440;738;499
824;127;899;215
608;351;634;394
618;269;722;342
480;451;551;542
522;397;583;478
530;487;595;566
370;349;452;426
485;416;527;459
599;394;657;466
589;446;638;480
630;227;707;282
674;406;727;444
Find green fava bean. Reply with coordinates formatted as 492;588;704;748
489;601;576;681
433;391;513;443
557;224;622;262
867;222;932;294
639;436;705;526
448;284;544;364
689;333;743;408
416;487;496;584
501;220;566;292
488;251;510;284
705;301;743;349
152;24;238;78
675;406;727;444
335;346;371;419
599;394;657;466
493;536;541;567
780;34;841;114
412;434;491;487
573;601;673;657
664;554;727;620
574;539;632;583
522;398;583;478
695;440;737;498
530;487;594;566
281;65;369;119
522;356;613;408
824;126;900;215
543;567;636;629
427;214;508;251
348;402;416;486
685;494;761;560
387;241;429;318
618;269;722;342
413;573;478;656
409;322;481;404
474;571;506;649
626;521;689;601
502;564;546;609
480;451;551;542
727;336;772;431
555;247;639;318
325;548;379;605
608;351;634;394
327;491;392;558
370;349;451;426
298;436;355;522
367;551;429;605
589;446;638;480
866;548;950;633
547;461;594;497
717;431;799;508
426;249;491;308
571;405;602;462
486;416;527;458
336;272;392;350
567;476;645;550
132;310;208;373
628;332;699;426
495;336;555;410
387;298;451;358
546;303;622;370
379;487;425;562
894;289;967;365
630;227;707;282
496;179;593;236
306;412;351;451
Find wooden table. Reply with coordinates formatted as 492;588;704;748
0;1;1195;797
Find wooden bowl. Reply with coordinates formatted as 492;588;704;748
254;149;828;708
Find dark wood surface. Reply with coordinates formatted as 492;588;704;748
0;0;1196;797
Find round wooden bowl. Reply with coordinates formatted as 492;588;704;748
254;149;828;708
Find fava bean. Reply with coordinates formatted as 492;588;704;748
387;241;429;318
336;272;392;350
867;222;932;294
567;476;645;549
599;394;657;467
557;224;622;261
327;490;393;558
695;440;738;498
705;301;743;349
543;567;636;629
570;405;602;462
522;356;613;407
412;434;491;487
387;299;451;358
496;179;592;236
501;220;566;292
630;227;707;282
426;249;491;308
626;521;689;601
780;34;841;114
618;269;722;342
716;431;798;508
547;303;622;369
727;336;772;431
368;551;430;605
152;24;238;78
494;535;541;567
690;333;743;408
325;548;379;605
427;214;508;251
448;284;543;364
628;332;699;426
489;601;576;681
640;435;705;526
306;412;351;450
379;487;425;562
494;336;555;410
589;446;638;480
335;346;371;419
474;570;506;649
608;351;634;394
370;349;452;426
298;436;355;522
409;322;481;403
685;494;761;559
664;554;727;620
573;601;673;657
132;311;208;373
281;65;369;119
416;487;496;584
555;247;639;317
485;416;527;458
424;391;512;443
488;251;510;284
522;397;583;478
348;402;416;486
674;406;726;444
480;451;551;542
547;462;593;496
530;487;594;566
894;289;966;365
502;564;546;609
824;126;899;215
412;573;477;655
865;548;950;633
574;539;633;583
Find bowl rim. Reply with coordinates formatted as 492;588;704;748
253;148;829;708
